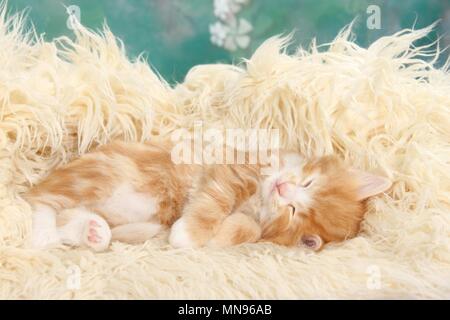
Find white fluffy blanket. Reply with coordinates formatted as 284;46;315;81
0;5;449;299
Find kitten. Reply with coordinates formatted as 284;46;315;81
24;140;391;252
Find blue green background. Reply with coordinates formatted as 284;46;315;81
9;0;450;83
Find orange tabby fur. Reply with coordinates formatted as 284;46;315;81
24;140;391;251
261;157;367;246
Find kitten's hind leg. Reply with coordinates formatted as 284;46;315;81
58;208;111;252
31;204;61;249
111;222;163;244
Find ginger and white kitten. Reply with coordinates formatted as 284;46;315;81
24;140;391;252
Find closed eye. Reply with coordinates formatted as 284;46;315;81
301;179;313;188
288;204;296;215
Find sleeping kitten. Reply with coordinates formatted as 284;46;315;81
24;140;391;252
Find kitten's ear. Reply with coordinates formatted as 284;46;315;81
349;169;392;201
300;234;323;251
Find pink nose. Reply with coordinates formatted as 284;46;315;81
276;182;290;197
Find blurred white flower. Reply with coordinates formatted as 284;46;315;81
209;21;229;47
213;0;249;20
223;18;253;51
210;0;252;51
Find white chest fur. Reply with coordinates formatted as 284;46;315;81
97;183;160;225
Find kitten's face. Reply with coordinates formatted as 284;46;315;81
260;153;391;250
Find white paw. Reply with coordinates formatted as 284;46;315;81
169;218;195;248
82;217;111;252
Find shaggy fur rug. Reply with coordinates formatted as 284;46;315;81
0;5;449;299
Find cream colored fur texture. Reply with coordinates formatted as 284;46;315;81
0;4;449;298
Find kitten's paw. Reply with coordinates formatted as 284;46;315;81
82;217;111;252
169;218;196;248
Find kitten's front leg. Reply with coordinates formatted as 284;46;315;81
169;166;256;248
169;193;231;248
209;213;261;247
